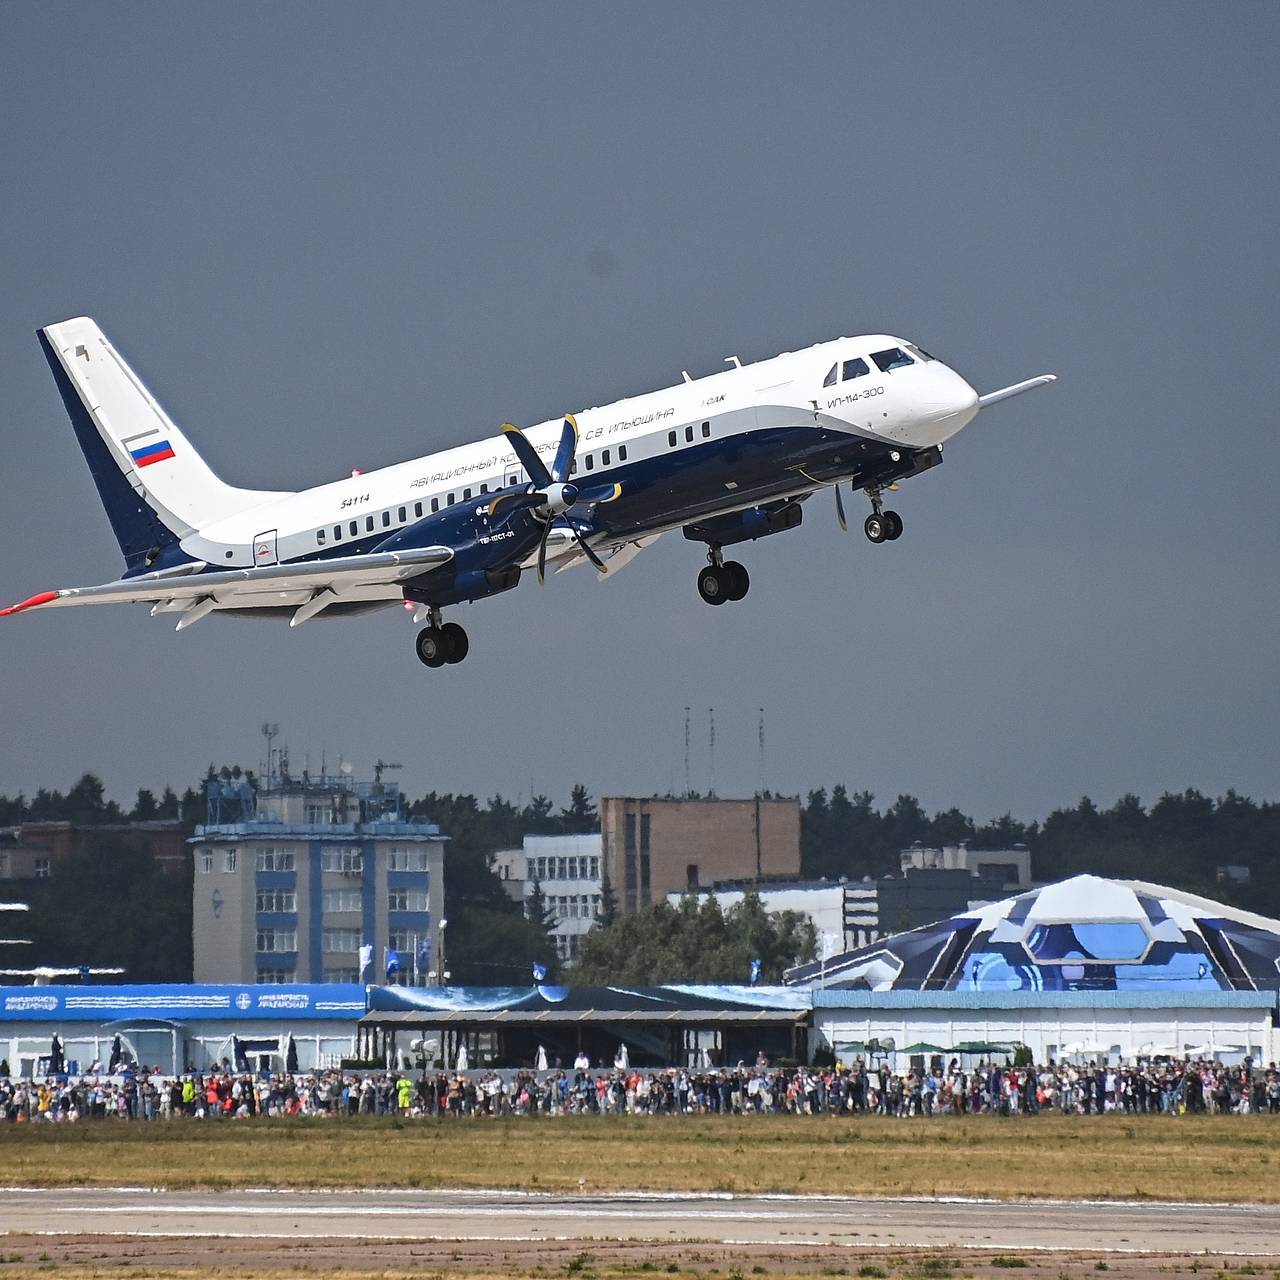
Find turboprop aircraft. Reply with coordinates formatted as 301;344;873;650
2;317;1054;668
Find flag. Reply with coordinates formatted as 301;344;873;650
532;961;548;982
358;944;373;979
385;948;401;978
749;957;761;984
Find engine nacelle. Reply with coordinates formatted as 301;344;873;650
682;501;803;548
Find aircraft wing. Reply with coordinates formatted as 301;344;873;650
1;545;454;627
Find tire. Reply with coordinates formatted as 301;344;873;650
724;561;750;601
884;510;903;541
697;565;727;605
415;627;448;668
864;513;887;544
441;622;469;664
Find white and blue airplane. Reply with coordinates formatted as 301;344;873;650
2;317;1054;667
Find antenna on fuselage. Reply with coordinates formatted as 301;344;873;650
724;356;742;369
681;371;693;383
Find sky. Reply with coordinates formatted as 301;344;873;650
1;2;1277;826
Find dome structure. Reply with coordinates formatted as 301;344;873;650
787;874;1280;993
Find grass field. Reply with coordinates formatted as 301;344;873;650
1;1114;1275;1201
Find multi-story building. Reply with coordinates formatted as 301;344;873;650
0;820;188;881
899;842;1031;892
601;796;801;914
492;833;604;963
191;770;446;986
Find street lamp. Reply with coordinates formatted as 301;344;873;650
435;918;448;985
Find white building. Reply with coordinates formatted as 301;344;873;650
493;834;604;963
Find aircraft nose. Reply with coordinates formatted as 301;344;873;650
924;366;980;433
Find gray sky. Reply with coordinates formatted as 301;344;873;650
2;2;1277;824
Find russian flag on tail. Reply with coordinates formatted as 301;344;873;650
129;439;175;467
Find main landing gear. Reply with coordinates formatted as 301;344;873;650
862;486;903;544
696;547;750;606
414;607;470;668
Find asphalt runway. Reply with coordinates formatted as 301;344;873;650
4;1188;1279;1255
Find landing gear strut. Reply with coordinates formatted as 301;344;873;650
696;546;750;605
414;607;470;667
863;486;903;544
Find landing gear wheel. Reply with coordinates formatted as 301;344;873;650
415;627;449;668
883;510;903;541
864;513;888;544
440;622;469;664
697;564;728;605
723;561;750;601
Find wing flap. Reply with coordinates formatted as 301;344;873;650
1;545;454;617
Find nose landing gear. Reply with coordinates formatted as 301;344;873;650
414;606;470;668
696;547;750;605
863;486;903;544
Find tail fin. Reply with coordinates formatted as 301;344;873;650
39;317;289;575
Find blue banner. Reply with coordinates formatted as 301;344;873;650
0;984;367;1022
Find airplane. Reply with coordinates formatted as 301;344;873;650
1;317;1055;668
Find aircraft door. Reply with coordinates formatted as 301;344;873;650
252;529;278;566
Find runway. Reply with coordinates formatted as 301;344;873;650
4;1187;1279;1255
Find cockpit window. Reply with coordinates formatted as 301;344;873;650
872;347;914;373
905;343;936;362
823;363;837;387
842;357;870;381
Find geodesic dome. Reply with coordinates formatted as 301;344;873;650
788;874;1280;993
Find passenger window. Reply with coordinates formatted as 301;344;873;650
685;425;694;443
463;488;472;500
447;493;455;506
382;511;391;528
349;521;357;537
431;498;439;513
398;506;406;522
333;525;342;541
365;516;375;532
872;347;914;373
823;363;838;387
585;454;594;471
316;529;325;545
480;483;488;494
618;445;628;461
842;358;870;381
507;474;517;485
414;502;422;518
668;431;677;447
701;421;710;438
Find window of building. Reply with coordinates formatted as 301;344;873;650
323;888;361;913
365;515;375;532
256;967;295;984
842;357;870;381
256;847;296;872
668;430;677;447
388;928;421;954
389;888;429;912
871;347;914;373
223;849;237;873
618;445;628;461
556;856;568;879
323;968;360;983
387;847;429;872
33;857;51;879
323;927;361;953
316;529;325;545
701;421;710;438
322;848;363;874
198;848;212;874
823;363;838;387
256;928;297;952
255;889;297;913
588;856;599;879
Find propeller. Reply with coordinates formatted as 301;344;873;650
835;483;848;532
491;415;622;581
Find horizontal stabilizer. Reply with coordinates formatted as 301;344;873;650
978;374;1057;408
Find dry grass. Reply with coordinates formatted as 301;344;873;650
0;1114;1275;1202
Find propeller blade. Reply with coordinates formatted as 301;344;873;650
574;481;622;505
572;526;608;575
501;423;552;489
487;488;544;517
551;414;578;484
835;483;848;532
536;522;551;584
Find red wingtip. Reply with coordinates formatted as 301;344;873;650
0;590;59;618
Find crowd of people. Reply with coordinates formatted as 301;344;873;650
4;1054;1280;1123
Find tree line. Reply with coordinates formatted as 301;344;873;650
2;772;1277;982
